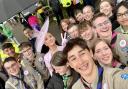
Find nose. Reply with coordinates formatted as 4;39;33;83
77;57;84;65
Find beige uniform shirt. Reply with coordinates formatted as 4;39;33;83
72;67;128;89
21;53;49;80
5;67;44;89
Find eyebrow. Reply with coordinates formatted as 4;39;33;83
68;49;85;59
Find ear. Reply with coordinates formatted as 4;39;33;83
66;62;70;67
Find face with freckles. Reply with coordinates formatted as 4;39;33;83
94;41;113;65
67;45;95;76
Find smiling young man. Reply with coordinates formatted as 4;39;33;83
92;13;112;44
63;37;128;89
4;57;44;89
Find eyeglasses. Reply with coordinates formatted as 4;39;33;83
95;20;111;28
21;47;31;53
117;10;128;18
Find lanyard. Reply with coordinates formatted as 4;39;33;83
81;66;104;89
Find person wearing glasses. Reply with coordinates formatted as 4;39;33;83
63;37;128;89
4;57;44;89
112;1;128;65
19;42;49;81
91;12;112;44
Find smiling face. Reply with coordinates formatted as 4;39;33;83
4;61;20;76
67;45;94;76
117;6;128;26
76;12;84;22
83;6;94;21
80;25;94;41
93;16;112;38
21;46;34;61
94;41;113;65
61;22;69;32
44;33;56;47
100;1;113;17
3;47;16;57
68;25;79;39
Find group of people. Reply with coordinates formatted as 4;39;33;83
0;0;128;89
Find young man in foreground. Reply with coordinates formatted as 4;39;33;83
63;37;128;89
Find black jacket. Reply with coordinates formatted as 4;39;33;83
46;69;79;89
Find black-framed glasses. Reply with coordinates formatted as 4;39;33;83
117;10;128;18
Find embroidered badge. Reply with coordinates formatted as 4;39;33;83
24;70;29;75
121;74;128;80
119;40;126;47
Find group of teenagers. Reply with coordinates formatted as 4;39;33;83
0;0;128;89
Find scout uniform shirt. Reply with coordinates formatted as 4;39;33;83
5;67;44;89
72;67;128;89
114;26;128;65
21;53;49;80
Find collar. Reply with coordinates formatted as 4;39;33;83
120;26;128;34
81;67;98;89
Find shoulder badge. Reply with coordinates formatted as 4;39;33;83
121;73;128;80
24;70;29;76
119;40;126;47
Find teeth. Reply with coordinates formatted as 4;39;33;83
79;63;88;70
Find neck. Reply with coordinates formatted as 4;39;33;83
81;64;97;84
122;25;128;32
49;44;58;54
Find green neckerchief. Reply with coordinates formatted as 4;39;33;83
62;75;69;89
62;70;71;89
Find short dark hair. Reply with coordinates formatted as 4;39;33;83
19;42;32;51
23;27;32;32
115;1;128;15
51;51;67;66
63;37;89;61
91;12;107;27
2;43;13;50
3;57;17;66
